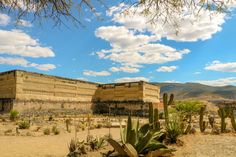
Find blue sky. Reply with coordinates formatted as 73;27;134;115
1;1;236;86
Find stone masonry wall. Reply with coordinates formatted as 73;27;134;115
0;71;16;99
15;70;98;102
94;82;144;102
0;70;161;113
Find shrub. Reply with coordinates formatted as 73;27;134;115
67;139;87;156
166;118;182;143
10;109;19;121
89;137;106;150
175;100;203;116
18;121;30;129
52;126;60;135
96;123;103;129
48;115;53;121
44;128;50;135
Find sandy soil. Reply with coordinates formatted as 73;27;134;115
173;133;236;157
1;130;236;157
0;128;120;157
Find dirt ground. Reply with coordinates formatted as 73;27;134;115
1;130;236;157
1;114;236;157
0;128;120;157
173;133;236;157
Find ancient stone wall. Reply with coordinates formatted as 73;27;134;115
143;82;160;103
0;71;16;99
94;82;144;102
0;71;16;112
0;70;161;113
15;70;98;102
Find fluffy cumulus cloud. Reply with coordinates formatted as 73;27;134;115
108;3;226;42
114;77;150;83
0;13;10;26
205;60;236;72
96;26;189;68
195;77;236;86
95;2;231;73
0;57;56;71
83;70;111;77
0;28;56;71
156;66;177;72
0;29;54;58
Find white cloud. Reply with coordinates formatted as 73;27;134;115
115;77;150;83
195;77;236;86
0;29;55;58
96;26;189;68
16;19;33;27
0;57;56;71
205;60;236;72
109;3;227;42
0;13;10;26
83;70;111;76
110;66;139;73
156;66;177;72
95;2;233;73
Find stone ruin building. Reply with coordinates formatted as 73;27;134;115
0;70;161;115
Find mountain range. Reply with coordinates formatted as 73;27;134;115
155;83;236;101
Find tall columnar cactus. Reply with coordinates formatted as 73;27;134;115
199;106;207;132
208;116;215;129
154;108;159;130
163;93;174;126
149;103;154;124
148;103;160;130
218;108;228;133
228;108;236;131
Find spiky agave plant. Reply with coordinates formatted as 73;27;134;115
166;118;182;144
107;115;173;156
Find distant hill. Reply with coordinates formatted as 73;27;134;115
154;83;236;101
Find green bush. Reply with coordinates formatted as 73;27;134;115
44;128;50;135
175;100;203;115
52;126;60;135
166;118;182;143
18;121;30;129
10;109;19;121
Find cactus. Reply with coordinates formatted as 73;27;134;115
199;106;207;132
118;115;171;156
149;103;154;124
228;108;236;131
208;116;214;128
163;93;174;126
148;103;160;130
154;108;160;130
218;108;228;133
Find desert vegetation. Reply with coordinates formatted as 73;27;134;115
0;93;236;156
